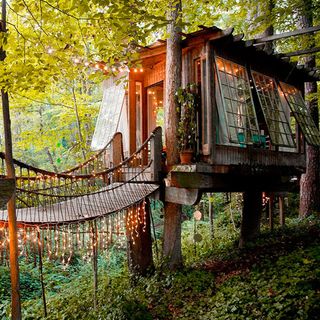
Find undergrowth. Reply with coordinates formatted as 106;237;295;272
0;200;319;319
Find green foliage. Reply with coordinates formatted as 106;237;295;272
1;217;320;319
175;83;199;152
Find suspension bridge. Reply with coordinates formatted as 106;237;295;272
0;127;163;263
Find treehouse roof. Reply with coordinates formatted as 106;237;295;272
139;26;318;85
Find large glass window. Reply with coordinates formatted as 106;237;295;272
251;71;295;148
279;82;320;146
215;56;260;145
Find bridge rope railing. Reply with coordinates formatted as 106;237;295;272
0;130;121;179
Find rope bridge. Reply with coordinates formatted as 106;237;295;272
0;127;162;265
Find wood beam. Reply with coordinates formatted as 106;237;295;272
282;46;320;57
250;25;320;44
165;187;201;205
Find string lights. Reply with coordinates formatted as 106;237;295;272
0;127;161;267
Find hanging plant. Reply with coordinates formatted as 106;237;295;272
175;83;199;154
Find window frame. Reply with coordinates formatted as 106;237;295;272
251;70;296;149
214;55;261;146
279;81;320;147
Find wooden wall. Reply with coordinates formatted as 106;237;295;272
144;61;165;88
213;145;306;168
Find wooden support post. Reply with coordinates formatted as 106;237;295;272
239;190;262;248
37;229;47;318
279;196;285;226
206;41;216;162
150;127;163;182
126;200;154;276
91;221;98;310
208;193;214;241
111;132;123;182
269;194;274;230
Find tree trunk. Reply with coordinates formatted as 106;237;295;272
298;0;320;217
1;1;22;318
162;0;183;270
239;190;262;248
72;86;87;162
46;147;58;173
126;200;154;276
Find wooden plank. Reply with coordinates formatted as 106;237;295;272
168;171;299;192
150;126;163;181
206;41;215;160
282;46;320;57
213;145;306;168
0;178;15;207
252;25;320;44
279;195;285;226
165;187;200;205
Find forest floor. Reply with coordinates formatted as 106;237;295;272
1;218;320;319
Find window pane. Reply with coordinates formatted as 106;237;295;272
147;83;164;140
279;82;320;146
251;71;295;148
215;57;260;145
91;79;126;151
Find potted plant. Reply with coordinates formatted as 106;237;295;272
175;83;199;164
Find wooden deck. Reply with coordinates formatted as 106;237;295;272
165;146;304;204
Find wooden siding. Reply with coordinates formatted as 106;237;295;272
144;62;165;88
213;145;306;168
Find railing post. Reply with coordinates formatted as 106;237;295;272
150;127;163;182
111;132;123;166
111;132;123;182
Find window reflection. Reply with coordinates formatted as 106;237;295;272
147;83;164;136
252;71;295;148
279;82;320;146
215;56;260;145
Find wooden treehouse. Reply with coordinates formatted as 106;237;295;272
91;26;320;205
